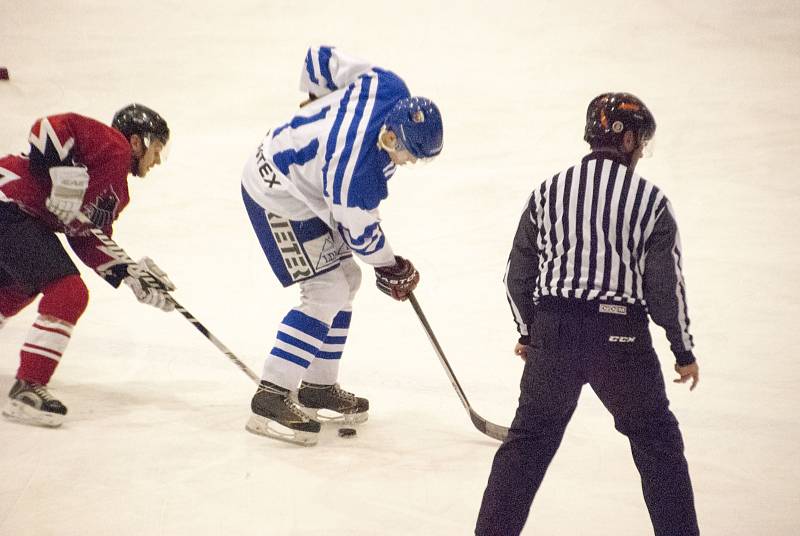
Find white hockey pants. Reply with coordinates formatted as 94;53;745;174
263;257;362;389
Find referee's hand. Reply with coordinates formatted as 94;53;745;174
674;362;699;391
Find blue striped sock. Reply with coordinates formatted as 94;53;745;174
315;310;352;362
269;309;330;368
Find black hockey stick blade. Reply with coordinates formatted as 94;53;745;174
469;409;509;442
408;292;509;442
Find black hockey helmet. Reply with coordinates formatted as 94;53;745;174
584;93;655;148
112;103;170;145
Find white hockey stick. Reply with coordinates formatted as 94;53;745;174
408;292;509;442
76;213;260;384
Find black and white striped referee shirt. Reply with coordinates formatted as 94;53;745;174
505;150;695;364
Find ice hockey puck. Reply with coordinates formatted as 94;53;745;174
0;68;9;81
338;427;357;438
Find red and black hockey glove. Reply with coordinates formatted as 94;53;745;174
374;256;419;301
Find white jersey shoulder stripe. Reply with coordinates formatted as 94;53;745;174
0;166;21;188
29;118;74;162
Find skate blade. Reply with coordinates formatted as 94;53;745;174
302;407;368;425
245;414;318;446
2;400;64;428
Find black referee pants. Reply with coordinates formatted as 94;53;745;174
475;299;698;536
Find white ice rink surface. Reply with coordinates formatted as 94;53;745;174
1;1;799;534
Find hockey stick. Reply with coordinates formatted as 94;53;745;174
408;292;509;442
75;213;260;384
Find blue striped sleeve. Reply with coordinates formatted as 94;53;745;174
322;84;356;198
318;46;336;91
304;49;320;85
337;222;386;256
332;75;374;206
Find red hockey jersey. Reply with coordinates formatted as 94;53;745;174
0;113;134;286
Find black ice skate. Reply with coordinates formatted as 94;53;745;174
297;382;369;425
246;381;321;446
2;379;68;428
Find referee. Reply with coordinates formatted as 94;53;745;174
475;93;700;536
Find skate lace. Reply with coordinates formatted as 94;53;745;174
258;383;311;421
284;397;310;420
30;383;55;401
332;384;356;402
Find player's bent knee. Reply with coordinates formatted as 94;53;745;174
342;260;362;298
317;285;351;320
38;275;90;325
299;271;352;322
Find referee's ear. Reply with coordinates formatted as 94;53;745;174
621;131;638;153
622;130;645;169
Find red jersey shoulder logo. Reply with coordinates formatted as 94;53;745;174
87;187;120;228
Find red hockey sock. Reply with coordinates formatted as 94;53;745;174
16;275;89;385
38;275;90;325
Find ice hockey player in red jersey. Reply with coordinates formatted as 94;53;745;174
0;104;174;427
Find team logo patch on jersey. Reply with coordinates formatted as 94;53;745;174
87;188;120;228
599;303;628;315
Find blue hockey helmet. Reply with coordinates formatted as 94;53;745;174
384;97;443;159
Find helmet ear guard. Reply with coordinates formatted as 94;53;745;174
382;96;443;160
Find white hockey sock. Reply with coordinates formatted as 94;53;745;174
22;315;73;363
18;315;74;384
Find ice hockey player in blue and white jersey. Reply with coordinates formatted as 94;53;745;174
241;46;443;446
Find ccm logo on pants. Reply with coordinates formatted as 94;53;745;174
609;336;636;343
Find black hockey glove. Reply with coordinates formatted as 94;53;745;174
374;256;419;301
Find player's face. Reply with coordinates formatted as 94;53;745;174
379;127;418;166
389;148;417;166
137;139;166;177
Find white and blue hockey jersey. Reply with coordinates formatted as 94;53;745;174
242;46;410;268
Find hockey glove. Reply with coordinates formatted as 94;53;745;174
123;257;176;312
374;256;419;301
46;166;90;225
